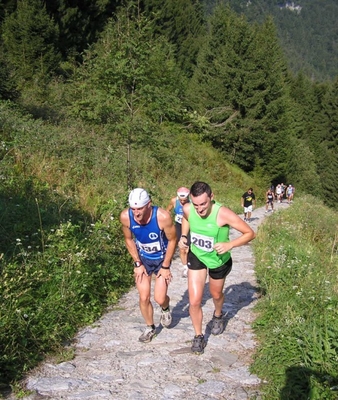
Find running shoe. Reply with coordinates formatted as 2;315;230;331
160;307;172;328
191;334;206;355
211;313;225;335
139;326;157;343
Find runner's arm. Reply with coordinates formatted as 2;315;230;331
178;203;190;248
157;208;177;267
213;207;255;254
119;210;140;262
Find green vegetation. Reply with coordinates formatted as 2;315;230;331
0;0;337;396
252;197;338;399
211;0;338;82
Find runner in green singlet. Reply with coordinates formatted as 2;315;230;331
178;182;256;354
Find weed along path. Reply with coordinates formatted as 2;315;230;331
15;202;290;400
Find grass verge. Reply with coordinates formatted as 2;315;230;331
252;196;338;399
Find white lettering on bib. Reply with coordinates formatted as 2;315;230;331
191;233;214;252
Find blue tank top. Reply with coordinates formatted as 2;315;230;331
174;198;184;224
128;206;168;260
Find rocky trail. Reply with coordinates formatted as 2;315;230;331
10;202;289;400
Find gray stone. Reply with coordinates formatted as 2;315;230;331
65;390;113;399
210;351;238;367
26;377;88;393
195;380;225;395
224;367;261;386
163;383;184;398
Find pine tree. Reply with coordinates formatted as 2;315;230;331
287;137;322;196
1;0;61;87
186;6;291;175
46;0;120;61
67;3;183;128
65;3;184;188
316;79;338;208
247;18;292;181
142;0;206;77
0;60;18;100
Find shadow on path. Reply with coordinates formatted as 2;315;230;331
167;280;258;341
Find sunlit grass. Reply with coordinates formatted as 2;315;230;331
252;196;338;399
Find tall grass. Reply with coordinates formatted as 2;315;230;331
252;196;338;399
0;173;133;386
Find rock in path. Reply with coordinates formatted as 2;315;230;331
12;203;289;400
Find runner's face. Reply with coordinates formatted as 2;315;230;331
191;192;213;218
179;197;189;205
130;202;150;221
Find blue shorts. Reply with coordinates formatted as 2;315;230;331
140;256;166;276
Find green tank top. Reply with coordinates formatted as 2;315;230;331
188;201;230;269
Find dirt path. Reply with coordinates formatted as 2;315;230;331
13;203;289;400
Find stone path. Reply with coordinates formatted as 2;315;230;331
13;203;289;400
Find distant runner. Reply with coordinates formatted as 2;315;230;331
241;188;256;222
167;187;190;277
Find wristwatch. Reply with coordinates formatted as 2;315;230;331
134;261;142;268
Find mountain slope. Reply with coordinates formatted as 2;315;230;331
204;0;338;81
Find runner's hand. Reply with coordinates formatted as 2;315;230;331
213;242;233;254
178;237;188;249
134;265;147;283
157;268;172;283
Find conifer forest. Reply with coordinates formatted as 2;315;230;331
0;0;337;208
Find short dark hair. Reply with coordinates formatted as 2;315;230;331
248;188;253;191
190;181;212;197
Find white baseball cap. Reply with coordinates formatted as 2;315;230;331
177;187;190;199
128;188;150;207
